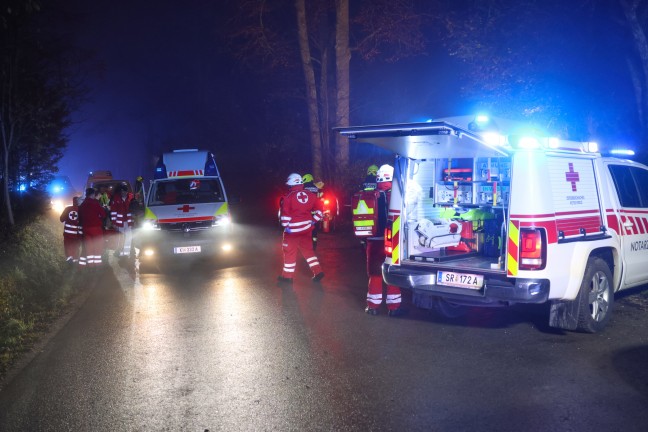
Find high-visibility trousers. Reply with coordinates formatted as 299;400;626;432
365;237;401;310
63;235;82;263
80;227;104;267
281;231;322;279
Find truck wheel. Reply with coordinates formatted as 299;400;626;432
575;257;614;333
433;298;468;318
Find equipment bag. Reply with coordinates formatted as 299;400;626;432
351;190;383;237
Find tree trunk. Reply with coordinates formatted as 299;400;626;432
334;0;350;173
620;0;648;147
319;46;331;181
2;144;15;226
295;0;323;180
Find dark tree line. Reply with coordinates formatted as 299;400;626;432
0;0;84;226
226;0;648;183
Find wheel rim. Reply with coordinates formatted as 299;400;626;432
588;270;610;322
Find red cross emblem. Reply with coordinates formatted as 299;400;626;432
69;210;78;221
565;163;580;192
296;191;309;204
177;205;195;213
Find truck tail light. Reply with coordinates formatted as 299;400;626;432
384;227;393;256
519;228;546;270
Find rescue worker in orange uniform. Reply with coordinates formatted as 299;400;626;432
78;188;107;268
365;164;404;316
278;173;325;286
110;183;134;258
59;196;83;264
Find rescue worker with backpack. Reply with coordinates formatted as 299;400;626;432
354;164;404;316
362;164;379;191
278;173;325;286
302;173;321;249
78;188;107;268
110;183;134;259
59;196;83;264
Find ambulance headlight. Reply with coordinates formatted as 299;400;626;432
51;199;65;213
212;215;231;227
142;220;159;230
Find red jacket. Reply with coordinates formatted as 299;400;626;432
280;185;323;234
60;205;82;238
110;192;134;227
78;197;107;230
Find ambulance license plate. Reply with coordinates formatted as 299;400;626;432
437;271;483;289
174;246;201;254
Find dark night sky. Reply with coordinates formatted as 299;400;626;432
57;1;248;190
52;1;640;191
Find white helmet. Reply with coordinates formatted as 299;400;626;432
376;164;394;182
286;173;303;186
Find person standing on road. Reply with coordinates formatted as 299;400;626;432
59;196;83;265
78;187;107;268
364;164;404;316
110;183;134;258
278;173;325;286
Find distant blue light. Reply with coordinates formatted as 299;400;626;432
610;149;635;156
475;114;490;123
18;184;26;192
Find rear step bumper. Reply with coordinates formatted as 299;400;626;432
383;263;549;305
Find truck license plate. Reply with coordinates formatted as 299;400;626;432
437;271;484;289
174;246;201;254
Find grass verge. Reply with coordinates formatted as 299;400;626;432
0;213;83;380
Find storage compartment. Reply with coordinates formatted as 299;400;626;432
402;157;510;270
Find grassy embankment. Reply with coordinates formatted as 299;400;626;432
0;214;83;380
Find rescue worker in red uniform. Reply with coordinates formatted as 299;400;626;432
365;164;404;316
278;173;325;286
59;196;83;264
78;188;107;268
110;183;134;258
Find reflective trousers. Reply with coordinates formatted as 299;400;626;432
366;237;401;310
63;236;82;263
80;227;104;267
281;231;322;279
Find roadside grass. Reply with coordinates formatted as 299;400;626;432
0;214;82;380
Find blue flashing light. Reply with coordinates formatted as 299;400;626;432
204;153;219;176
18;184;26;192
475;114;490;124
154;156;168;179
517;136;540;149
610;149;635;156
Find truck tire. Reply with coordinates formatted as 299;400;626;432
433;297;468;319
575;257;614;333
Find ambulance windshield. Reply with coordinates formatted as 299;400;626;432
148;178;224;206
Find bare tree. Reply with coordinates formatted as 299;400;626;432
226;0;428;182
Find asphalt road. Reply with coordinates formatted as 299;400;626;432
1;215;648;431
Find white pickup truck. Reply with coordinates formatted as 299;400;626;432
338;116;648;332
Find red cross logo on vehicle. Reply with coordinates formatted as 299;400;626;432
296;191;309;204
177;205;195;213
565;163;580;192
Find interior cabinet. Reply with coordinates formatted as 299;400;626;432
433;157;512;208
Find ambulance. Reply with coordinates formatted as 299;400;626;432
137;149;233;269
338;115;648;332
